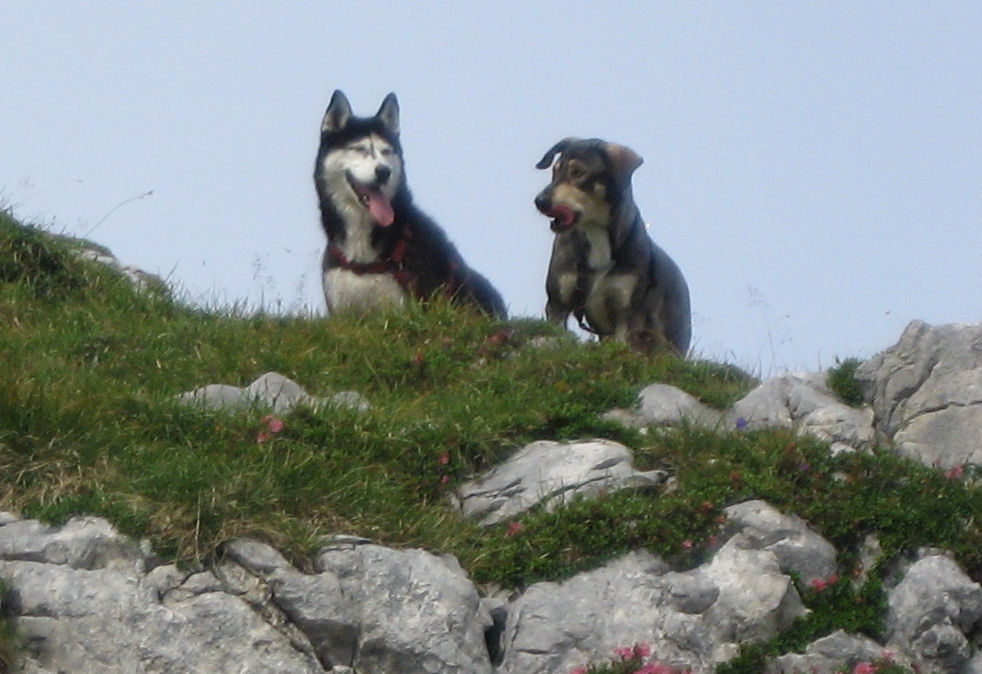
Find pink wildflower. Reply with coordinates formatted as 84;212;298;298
681;539;694;550
632;642;652;659
257;415;285;443
615;645;635;660
262;415;284;433
569;668;588;674
810;573;840;592
438;452;450;465
505;521;523;537
852;662;877;674
946;464;965;480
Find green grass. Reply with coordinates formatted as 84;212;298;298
2;209;982;670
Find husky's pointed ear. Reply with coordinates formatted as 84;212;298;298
604;142;643;182
536;138;576;170
322;90;353;134
376;93;400;136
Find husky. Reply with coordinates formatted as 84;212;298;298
314;90;506;318
534;137;691;354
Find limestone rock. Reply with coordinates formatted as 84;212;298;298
177;371;370;415
603;383;722;428
767;630;888;673
857;320;982;468
226;537;494;674
722;499;837;585
885;554;982;672
455;439;669;526
498;543;806;674
700;540;807;657
0;517;323;674
604;373;874;451
74;243;168;295
729;372;875;447
0;516;145;572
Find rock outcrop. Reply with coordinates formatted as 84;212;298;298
857;320;982;469
454;439;668;526
4;319;982;673
605;370;876;454
4;500;981;674
177;371;370;415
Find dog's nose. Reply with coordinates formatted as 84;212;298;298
534;192;552;213
375;165;392;184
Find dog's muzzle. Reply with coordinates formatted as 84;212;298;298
535;192;578;232
347;171;395;227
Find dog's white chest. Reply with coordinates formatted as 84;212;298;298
581;224;612;270
323;268;407;314
573;226;637;334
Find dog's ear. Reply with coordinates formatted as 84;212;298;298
322;90;353;134
536;138;576;170
604;142;644;183
376;93;400;136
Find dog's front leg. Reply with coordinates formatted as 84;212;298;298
612;320;632;344
545;299;571;329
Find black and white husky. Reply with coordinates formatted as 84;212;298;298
314;90;506;317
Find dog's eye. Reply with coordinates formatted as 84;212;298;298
568;166;586;180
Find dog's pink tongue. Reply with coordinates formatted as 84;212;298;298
367;191;395;227
549;205;577;230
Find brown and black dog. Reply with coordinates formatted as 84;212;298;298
534;137;691;354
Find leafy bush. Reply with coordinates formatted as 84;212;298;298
827;357;866;407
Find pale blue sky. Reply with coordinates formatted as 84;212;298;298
3;3;981;372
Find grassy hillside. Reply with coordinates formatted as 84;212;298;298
3;209;982;671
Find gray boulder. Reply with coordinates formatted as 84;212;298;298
721;499;837;586
857;320;982;468
226;537;493;674
605;374;874;451
498;543;806;674
73;242;168;295
0;516;146;572
603;383;722;428
0;517;323;674
885;554;982;672
177;371;370;415
700;539;808;658
455;439;669;526
767;630;889;674
729;372;875;448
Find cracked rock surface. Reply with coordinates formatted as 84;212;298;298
454;439;669;526
857;320;982;468
177;371;370;415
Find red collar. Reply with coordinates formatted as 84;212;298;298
327;225;462;301
327;226;414;291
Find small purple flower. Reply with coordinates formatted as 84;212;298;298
735;417;748;431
